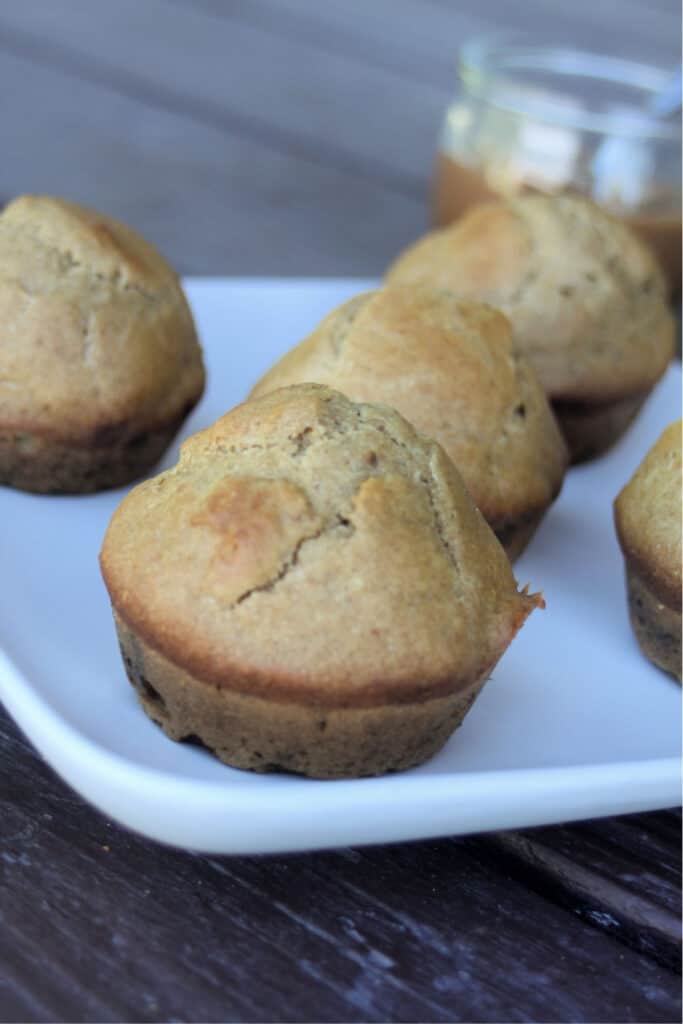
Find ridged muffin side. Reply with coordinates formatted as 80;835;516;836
614;421;682;681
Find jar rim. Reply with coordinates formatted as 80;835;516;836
459;33;681;141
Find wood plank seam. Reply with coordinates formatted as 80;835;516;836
0;19;425;200
482;832;682;972
165;0;458;90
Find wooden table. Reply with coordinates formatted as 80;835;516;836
0;2;680;1021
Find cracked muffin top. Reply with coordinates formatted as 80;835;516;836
250;285;568;533
100;384;540;707
386;194;674;404
0;195;204;442
615;420;682;608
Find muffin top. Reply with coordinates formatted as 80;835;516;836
0;195;205;442
386;194;674;403
250;285;568;529
615;420;682;608
101;384;540;707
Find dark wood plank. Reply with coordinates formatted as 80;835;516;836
485;818;681;969
0;0;447;189
187;0;681;69
0;47;425;275
1;708;681;1023
520;813;683;914
177;0;484;88
0;978;54;1024
422;0;680;61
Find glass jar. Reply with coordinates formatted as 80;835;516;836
433;35;681;292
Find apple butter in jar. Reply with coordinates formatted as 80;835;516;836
433;36;681;293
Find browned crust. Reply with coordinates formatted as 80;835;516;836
624;565;682;683
115;612;491;777
615;520;681;612
0;399;199;494
551;392;647;465
110;599;526;710
387;195;675;406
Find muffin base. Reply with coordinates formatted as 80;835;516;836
493;509;545;562
114;611;490;779
552;392;646;465
625;565;682;683
0;411;193;494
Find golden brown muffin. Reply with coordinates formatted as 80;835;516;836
614;421;682;682
0;195;205;493
250;286;568;560
387;195;675;463
100;384;542;778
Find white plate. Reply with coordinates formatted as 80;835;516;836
1;279;680;854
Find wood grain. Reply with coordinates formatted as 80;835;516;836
486;817;682;969
187;0;681;70
0;48;426;275
1;709;680;1023
0;0;443;188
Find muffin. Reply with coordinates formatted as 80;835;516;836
250;285;568;559
100;384;542;778
0;195;205;493
386;194;675;463
614;421;682;681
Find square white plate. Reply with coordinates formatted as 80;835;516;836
1;278;680;854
